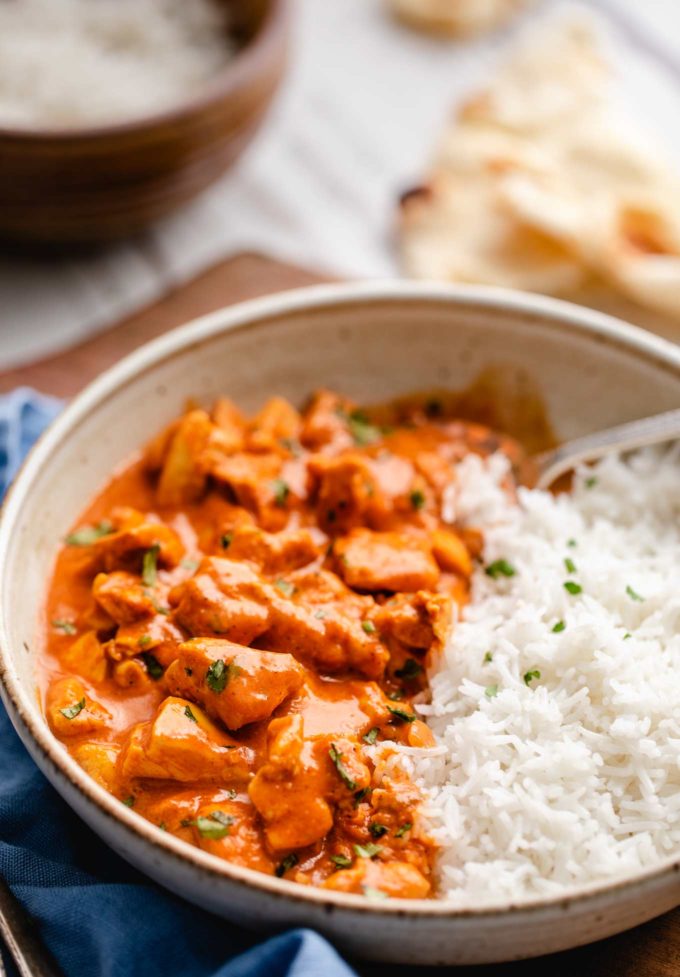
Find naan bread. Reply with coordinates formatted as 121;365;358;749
398;20;680;340
389;0;532;37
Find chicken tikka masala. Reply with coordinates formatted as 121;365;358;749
42;390;523;900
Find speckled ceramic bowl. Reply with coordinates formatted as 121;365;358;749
1;283;680;966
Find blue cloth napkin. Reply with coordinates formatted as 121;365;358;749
0;389;357;977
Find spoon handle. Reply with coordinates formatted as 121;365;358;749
534;408;680;490
0;875;64;977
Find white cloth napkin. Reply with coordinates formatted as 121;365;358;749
2;0;680;370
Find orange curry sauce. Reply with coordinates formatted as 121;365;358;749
41;390;524;899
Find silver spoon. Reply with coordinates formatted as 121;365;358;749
0;874;64;977
532;407;680;490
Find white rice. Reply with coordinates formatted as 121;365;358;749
0;0;233;128
379;446;680;906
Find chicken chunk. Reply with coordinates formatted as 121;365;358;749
376;591;451;652
300;390;355;452
430;528;473;578
61;630;107;683
89;510;183;572
93;571;156;625
72;742;120;789
323;858;430;898
224;525;320;575
209;451;287;526
335;530;440;592
246;397;302;453
119;697;251;783
309;452;418;535
171;558;387;679
211;397;246;450
308;453;377;535
171;557;271;644
265;597;388;679
190;797;275;874
46;678;112;738
156;410;214;506
107;615;185;668
249;717;369;851
164;638;305;731
265;567;387;678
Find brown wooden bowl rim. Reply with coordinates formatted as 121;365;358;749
0;0;290;144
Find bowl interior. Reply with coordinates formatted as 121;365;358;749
5;284;680;718
2;284;680;926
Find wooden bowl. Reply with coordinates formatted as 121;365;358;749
0;0;289;248
2;283;680;965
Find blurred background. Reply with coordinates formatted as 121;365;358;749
0;0;679;378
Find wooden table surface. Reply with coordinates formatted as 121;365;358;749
3;252;679;976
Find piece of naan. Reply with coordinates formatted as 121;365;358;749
398;19;680;340
389;0;532;37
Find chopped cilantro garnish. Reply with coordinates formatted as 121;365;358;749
122;795;135;808
363;886;389;901
623;632;632;640
524;669;541;686
65;520;113;547
328;743;357;790
387;706;416;724
483;651;493;664
552;620;566;633
331;854;353;869
485;559;516;579
354;842;382;859
206;659;240;694
354;787;372;804
369;823;388;839
184;705;197;723
271;478;290;507
348;411;381;446
395;658;423;680
138;635;152;648
60;697;85;720
159;822;167;831
585;476;598;489
564;581;582;595
564;557;577;574
142;544;160;587
626;584;644;602
275;853;298;878
275;579;296;597
567;538;577;548
409;489;426;511
220;533;233;549
362;727;379;746
279;437;303;457
195;811;233;840
52;619;76;635
484;685;498;698
142;653;163;680
361;620;376;634
395;822;412;838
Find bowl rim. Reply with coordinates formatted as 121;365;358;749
2;280;680;921
0;0;289;142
